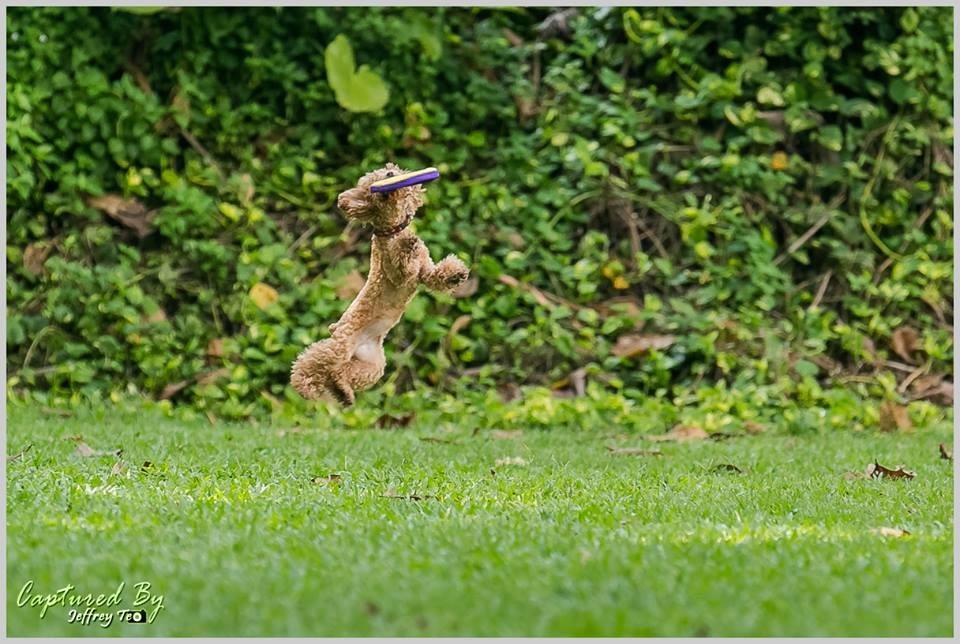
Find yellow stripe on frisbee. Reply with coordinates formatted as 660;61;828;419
370;167;441;193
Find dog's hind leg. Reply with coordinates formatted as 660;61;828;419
325;373;357;406
345;357;386;394
291;338;349;401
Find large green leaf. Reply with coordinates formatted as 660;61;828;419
324;34;389;113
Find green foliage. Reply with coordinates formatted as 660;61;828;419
5;7;954;419
325;34;390;113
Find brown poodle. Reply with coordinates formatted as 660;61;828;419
290;163;470;406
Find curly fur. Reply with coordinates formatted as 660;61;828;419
290;163;470;406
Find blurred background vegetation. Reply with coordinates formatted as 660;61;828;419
6;7;954;430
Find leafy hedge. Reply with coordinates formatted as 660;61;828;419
6;7;954;421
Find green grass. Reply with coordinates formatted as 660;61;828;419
5;402;954;637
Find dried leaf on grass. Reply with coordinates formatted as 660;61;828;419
707;432;742;442
879;401;912;431
87;194;158;238
41;407;73;417
494;456;528;467
611;334;677;358
647;424;708;442
70;436;121;458
872;527;911;537
605;446;662;457
710;463;744;474
311;474;342;486
419;436;457;444
110;460;125;476
743;421;765;435
7;444;32;463
866;461;916;480
382;486;436;501
890;326;921;364
376;413;415;429
939;443;953;461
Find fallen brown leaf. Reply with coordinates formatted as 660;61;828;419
496;382;522;402
878;401;912;432
447;314;472;339
707;432;742;441
376;413;415;429
605;446;663;457
711;463;744;474
239;173;255;204
196;368;230;386
110;460;125;476
451;275;479;298
23;242;53;276
159;380;189;400
866;461;916;480
311;474;342;486
142;308;168;324
611;334;677;358
7;444;32;462
743;421;765;435
490;429;523;440
502;27;524;46
647;424;708;442
335;270;366;300
75;441;121;458
872;527;911;537
551;367;587;398
206;337;225;358
909;375;954;406
419;436;457;444
939;443;953;461
890;326;921;364
495;456;528;467
382;487;435;501
41;407;73;417
87;194;157;238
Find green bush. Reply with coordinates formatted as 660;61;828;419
6;7;953;419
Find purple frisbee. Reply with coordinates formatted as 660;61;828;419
369;167;440;193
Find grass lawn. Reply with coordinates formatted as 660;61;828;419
5;401;955;637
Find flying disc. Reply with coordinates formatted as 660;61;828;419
370;167;440;193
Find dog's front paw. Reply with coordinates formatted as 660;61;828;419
445;268;470;287
437;255;470;288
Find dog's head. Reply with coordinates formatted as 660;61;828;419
336;163;427;232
